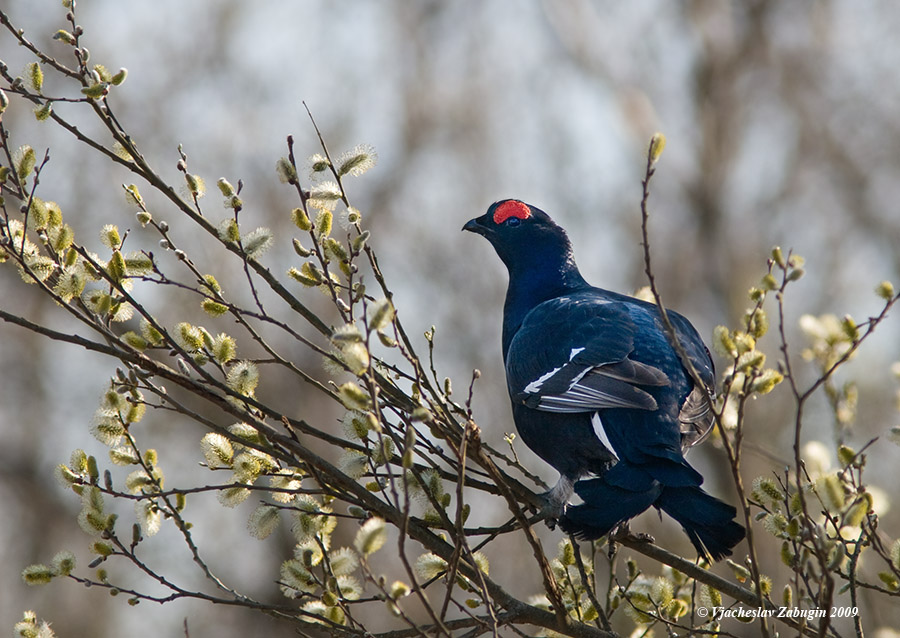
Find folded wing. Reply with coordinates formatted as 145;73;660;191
507;293;716;452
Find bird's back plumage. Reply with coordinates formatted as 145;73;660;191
464;199;744;561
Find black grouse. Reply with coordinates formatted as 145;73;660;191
463;199;745;561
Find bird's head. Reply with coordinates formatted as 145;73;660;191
462;200;575;272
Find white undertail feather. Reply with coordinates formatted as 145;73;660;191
591;413;618;460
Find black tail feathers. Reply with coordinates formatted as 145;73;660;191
656;485;745;561
558;478;660;540
558;476;744;561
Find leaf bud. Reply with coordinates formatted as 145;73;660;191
341;342;370;375
22;564;54;586
291;207;311;231
309;182;343;210
878;571;900;591
786;516;800;538
185;173;205;197
704;585;722;608
779;543;796;571
81;82;110;99
87;455;99;481
890;538;900;569
726;559;750;583
324;237;348;263
352;230;370;253
337;144;377;177
368;298;394;332
110;68;128;85
390;580;410;599
107;252;127;283
737;350;765;373
354;517;387;555
626;558;639;580
816;473;846;512
292;238;312;257
748;286;765;303
276;157;297;184
123;183;144;207
27;62;44;92
733;331;756;355
201;298;228;316
747;308;769;338
843;493;872;528
309;153;330;173
300;262;324;284
648;132;666;164
752;476;783;504
838;315;859;342
837;444;856;467
52;550;77;576
751;369;783;395
322;591;338;606
101;224;121;249
771;246;785;268
712;325;736;357
93;64;111;82
16;145;37;180
876;280;895;300
54;29;77;44
34;102;52;121
345;206;362;225
315;210;333;237
218;219;239;244
338;382;371;410
288;267;318;287
216;177;235;197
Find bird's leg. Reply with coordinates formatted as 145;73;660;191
539;475;575;527
607;521;654;559
610;520;655;544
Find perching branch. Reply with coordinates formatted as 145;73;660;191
3;9;898;638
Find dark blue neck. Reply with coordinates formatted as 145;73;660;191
501;254;588;359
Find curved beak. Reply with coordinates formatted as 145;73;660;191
462;216;490;236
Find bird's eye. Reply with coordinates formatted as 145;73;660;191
505;217;522;228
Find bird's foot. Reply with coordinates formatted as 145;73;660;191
536;475;575;529
609;522;654;545
605;522;651;559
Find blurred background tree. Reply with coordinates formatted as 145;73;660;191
2;1;900;636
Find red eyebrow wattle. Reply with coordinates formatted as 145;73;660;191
493;200;531;224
